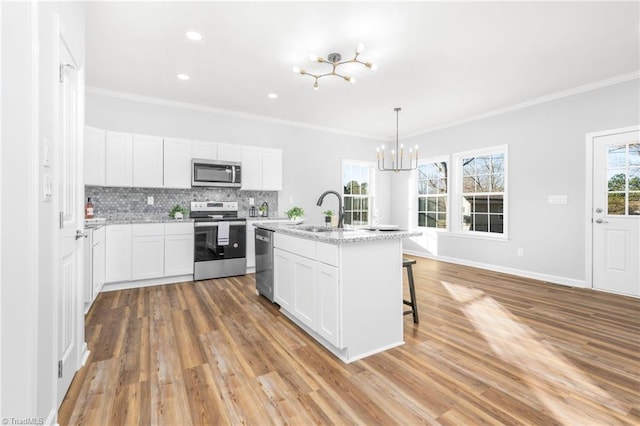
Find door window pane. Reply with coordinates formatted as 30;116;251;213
606;142;640;216
608;193;625;215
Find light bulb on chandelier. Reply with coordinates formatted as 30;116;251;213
292;43;376;90
376;108;419;172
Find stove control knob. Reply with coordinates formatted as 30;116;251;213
233;242;238;248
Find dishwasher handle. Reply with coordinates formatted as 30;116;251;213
256;234;270;243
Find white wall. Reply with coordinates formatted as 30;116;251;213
86;93;391;224
392;78;640;285
1;1;85;422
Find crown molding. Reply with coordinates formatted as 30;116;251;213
85;86;386;141
403;71;640;139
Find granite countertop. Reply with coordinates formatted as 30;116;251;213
85;217;194;227
254;222;422;244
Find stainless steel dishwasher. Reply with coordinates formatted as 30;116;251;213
255;227;275;302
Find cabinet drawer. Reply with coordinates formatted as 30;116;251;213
164;222;193;235
274;233;316;259
317;242;338;266
92;226;106;246
132;223;165;236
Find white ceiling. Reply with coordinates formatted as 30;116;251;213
85;1;640;140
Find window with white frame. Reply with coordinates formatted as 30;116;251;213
342;160;375;226
417;159;448;229
457;147;507;234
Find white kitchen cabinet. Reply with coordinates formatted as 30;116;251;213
274;248;294;312
105;131;134;187
164;222;194;276
92;226;106;298
262;148;283;190
291;254;317;329
105;224;132;283
241;146;263;190
132;223;165;280
217;143;242;162
133;134;164;188
192;140;217;160
241;146;283;191
163;138;192;188
84;126;106;186
316;263;339;346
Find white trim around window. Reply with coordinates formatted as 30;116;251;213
417;155;450;231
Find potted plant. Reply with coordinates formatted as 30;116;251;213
286;206;304;221
169;204;189;220
323;209;334;225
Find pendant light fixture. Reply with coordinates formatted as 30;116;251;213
376;108;418;172
292;43;377;91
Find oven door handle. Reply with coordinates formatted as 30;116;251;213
194;221;246;227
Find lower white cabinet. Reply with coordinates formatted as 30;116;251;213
105;222;194;285
164;223;194;276
273;235;340;346
105;224;132;283
84;226;106;311
132;224;165;280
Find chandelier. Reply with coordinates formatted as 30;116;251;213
292;43;377;91
377;108;419;172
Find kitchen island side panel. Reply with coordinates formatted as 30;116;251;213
340;239;404;359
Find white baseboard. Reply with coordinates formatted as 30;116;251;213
80;343;90;367
101;274;194;292
45;407;57;426
403;250;586;288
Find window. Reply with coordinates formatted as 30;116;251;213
342;160;375;226
459;149;506;234
607;143;640;215
417;160;448;229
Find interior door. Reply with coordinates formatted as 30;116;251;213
592;129;640;297
57;38;84;406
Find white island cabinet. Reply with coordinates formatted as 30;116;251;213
268;225;421;362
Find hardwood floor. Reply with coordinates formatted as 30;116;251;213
59;258;640;425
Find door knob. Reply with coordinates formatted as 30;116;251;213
76;230;88;239
594;218;608;224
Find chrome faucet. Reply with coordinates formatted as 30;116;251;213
316;190;344;229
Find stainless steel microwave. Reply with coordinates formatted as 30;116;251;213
192;159;242;188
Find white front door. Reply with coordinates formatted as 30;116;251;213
57;37;84;406
592;129;640;297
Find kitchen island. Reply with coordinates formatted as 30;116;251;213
255;222;421;363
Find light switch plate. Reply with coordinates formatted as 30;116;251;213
43;175;53;202
548;195;568;205
43;138;51;168
147;196;154;206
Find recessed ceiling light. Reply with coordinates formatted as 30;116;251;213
186;31;202;41
267;93;278;99
177;73;190;81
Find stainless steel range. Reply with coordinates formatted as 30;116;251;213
190;201;246;280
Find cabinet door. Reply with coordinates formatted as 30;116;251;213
192;140;217;160
218;143;242;162
292;254;317;329
262;148;282;191
133;134;163;188
274;248;293;311
164;138;192;188
84;126;105;186
164;234;194;276
105;131;133;187
241;146;262;190
317;263;340;347
92;232;106;296
105;225;132;283
83;229;94;304
132;235;164;280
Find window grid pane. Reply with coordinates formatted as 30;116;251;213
417;161;448;229
460;152;506;234
606;142;640;216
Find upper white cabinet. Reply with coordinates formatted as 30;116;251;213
192;140;217;160
218;143;242;162
241;146;283;191
163;138;192;188
241;146;263;190
105;131;134;187
133;135;163;188
84;126;106;186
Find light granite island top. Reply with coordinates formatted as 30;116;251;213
255;222;422;363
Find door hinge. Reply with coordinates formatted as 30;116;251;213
59;63;77;83
58;360;63;378
59;211;64;229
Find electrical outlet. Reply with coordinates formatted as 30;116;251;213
249;197;254;205
517;248;524;257
147;196;154;206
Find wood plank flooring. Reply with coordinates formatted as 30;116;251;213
59;258;640;425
